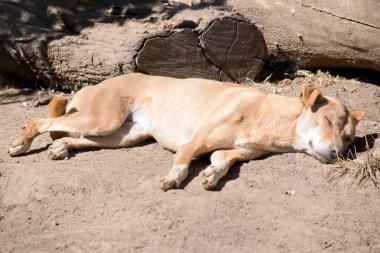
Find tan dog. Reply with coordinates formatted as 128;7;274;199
9;73;364;191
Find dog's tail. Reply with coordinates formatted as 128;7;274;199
48;96;68;141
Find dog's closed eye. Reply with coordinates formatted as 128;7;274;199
324;116;333;128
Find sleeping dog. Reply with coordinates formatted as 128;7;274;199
9;73;365;191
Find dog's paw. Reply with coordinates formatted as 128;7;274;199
199;167;218;190
8;138;32;157
48;141;68;160
159;177;180;192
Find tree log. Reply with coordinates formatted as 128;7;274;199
227;0;380;71
0;0;378;90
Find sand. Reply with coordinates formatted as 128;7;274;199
0;75;379;252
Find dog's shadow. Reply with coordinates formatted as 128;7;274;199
181;158;242;191
18;133;378;191
69;139;243;191
21;140;242;191
342;133;379;159
16;139;156;158
214;163;243;191
69;139;157;158
21;145;50;156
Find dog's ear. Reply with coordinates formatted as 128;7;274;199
351;111;365;124
299;86;325;107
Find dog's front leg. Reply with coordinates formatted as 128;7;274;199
159;141;206;191
200;148;268;190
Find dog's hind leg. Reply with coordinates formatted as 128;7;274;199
199;148;268;190
47;122;150;159
48;96;69;141
9;110;130;157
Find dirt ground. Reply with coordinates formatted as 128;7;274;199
0;74;379;253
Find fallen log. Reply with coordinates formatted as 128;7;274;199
0;0;378;90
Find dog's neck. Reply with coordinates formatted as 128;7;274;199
246;94;306;153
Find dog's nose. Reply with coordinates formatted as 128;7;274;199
330;148;341;160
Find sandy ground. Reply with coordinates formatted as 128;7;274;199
0;75;379;253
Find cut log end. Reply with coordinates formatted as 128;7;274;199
135;19;268;82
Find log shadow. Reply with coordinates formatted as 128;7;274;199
0;89;34;105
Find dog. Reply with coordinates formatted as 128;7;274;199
9;73;365;191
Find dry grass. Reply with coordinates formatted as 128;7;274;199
296;69;336;87
244;69;341;93
328;137;380;188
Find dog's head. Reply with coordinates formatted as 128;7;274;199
296;86;365;163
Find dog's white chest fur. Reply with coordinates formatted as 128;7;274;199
131;104;193;151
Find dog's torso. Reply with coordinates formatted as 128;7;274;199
68;74;302;154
